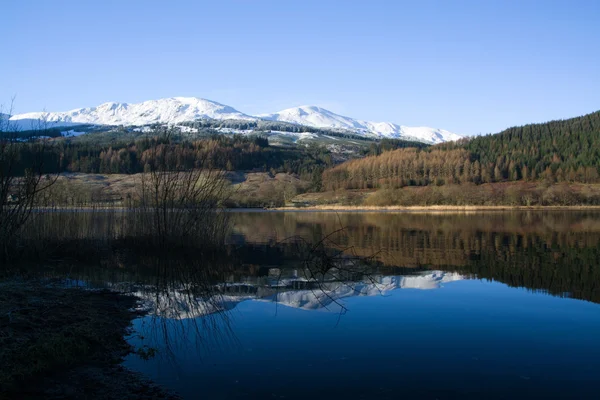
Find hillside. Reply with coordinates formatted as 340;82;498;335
459;110;600;182
7;104;600;208
320;110;600;205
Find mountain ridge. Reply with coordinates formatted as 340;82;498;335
259;105;462;143
7;97;461;144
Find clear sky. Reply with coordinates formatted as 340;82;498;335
1;0;599;136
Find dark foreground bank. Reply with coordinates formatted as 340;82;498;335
0;280;179;400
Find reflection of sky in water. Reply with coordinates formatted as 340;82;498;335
125;278;600;400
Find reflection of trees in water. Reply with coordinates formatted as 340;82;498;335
454;243;600;304
234;212;600;267
232;211;600;304
232;211;600;241
22;210;600;308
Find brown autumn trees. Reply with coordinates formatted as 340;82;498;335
322;148;475;191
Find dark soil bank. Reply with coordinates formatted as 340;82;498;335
0;280;179;400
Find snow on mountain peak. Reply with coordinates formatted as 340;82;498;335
259;105;462;144
258;105;365;132
9;97;255;127
8;97;462;143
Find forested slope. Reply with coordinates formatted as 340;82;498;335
461;110;600;182
323;110;600;191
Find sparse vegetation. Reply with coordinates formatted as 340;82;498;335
133;127;231;248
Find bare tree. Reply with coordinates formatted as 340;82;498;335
134;127;230;248
0;99;58;260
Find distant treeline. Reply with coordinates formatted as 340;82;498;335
5;130;430;191
179;119;375;141
323;110;600;190
6;135;330;183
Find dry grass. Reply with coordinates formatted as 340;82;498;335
226;172;309;208
28;171;600;210
35;173;139;207
37;172;310;209
285;183;600;210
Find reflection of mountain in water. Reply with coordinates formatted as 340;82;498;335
132;290;254;320
262;272;463;311
133;271;464;319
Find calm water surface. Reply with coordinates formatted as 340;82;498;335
122;211;600;399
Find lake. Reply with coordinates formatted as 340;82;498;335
115;211;600;399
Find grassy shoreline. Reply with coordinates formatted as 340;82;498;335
0;280;178;400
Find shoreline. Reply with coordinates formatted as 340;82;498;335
28;204;600;213
273;205;600;212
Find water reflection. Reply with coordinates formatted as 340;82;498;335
23;210;600;305
132;270;464;317
231;211;600;304
126;277;600;400
16;211;600;398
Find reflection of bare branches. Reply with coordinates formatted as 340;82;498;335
119;256;240;366
123;219;386;365
271;214;384;314
100;126;241;364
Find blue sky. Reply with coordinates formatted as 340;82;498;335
1;0;599;135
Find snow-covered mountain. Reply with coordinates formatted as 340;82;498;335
258;106;366;132
4;116;80;131
9;97;255;127
259;105;462;144
8;97;462;144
